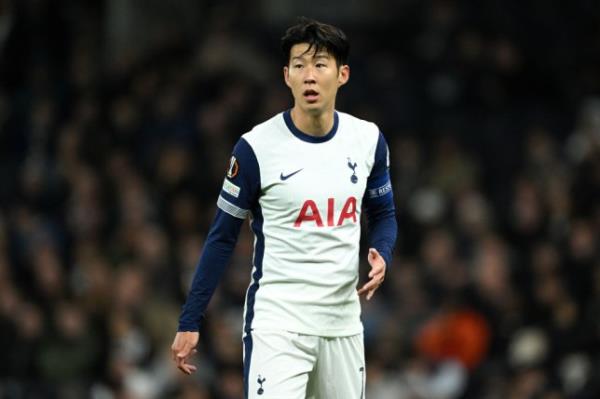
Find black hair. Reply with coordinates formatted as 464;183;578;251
281;17;349;67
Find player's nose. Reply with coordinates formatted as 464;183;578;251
303;65;317;83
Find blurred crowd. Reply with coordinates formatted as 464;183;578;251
0;0;599;398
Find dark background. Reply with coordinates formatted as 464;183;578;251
0;0;599;398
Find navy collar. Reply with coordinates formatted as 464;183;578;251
283;109;338;143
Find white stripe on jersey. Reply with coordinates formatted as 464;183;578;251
218;195;249;219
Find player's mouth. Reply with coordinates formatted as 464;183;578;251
303;89;319;103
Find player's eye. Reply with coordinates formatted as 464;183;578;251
293;64;303;69
316;63;327;68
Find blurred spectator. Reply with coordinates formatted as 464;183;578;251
0;1;599;398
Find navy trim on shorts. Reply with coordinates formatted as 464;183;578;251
243;332;253;398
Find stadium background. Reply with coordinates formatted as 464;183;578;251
1;0;599;398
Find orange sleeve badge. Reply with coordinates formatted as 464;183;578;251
226;156;239;179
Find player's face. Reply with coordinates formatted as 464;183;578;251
284;43;349;116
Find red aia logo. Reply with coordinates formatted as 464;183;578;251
294;197;357;227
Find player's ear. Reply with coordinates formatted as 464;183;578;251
338;64;350;87
283;66;291;89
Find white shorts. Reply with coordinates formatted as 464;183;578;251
243;330;365;399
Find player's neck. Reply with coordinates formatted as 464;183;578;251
290;107;334;137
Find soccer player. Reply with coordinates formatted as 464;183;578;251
171;17;397;398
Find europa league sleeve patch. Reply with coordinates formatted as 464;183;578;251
226;156;239;179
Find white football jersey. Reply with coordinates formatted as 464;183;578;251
217;110;389;337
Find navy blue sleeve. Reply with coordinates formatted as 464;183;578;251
178;210;244;331
178;138;260;331
217;138;261;219
363;132;398;268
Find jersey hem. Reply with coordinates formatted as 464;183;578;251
247;322;363;338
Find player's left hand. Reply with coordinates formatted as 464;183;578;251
357;248;386;300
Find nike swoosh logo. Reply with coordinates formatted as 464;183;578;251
280;168;303;181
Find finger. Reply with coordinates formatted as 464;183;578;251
180;363;196;374
183;363;198;374
371;256;387;275
367;286;379;301
179;364;192;375
177;354;189;369
177;347;198;370
370;268;385;280
357;284;368;295
367;280;383;300
357;281;371;295
369;266;383;278
173;347;186;363
178;355;197;373
359;271;386;295
177;341;193;359
357;279;378;296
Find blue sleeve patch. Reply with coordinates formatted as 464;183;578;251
218;138;260;218
368;181;392;199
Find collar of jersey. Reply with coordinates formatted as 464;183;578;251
283;109;339;143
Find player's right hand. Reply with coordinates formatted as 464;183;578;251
171;331;199;375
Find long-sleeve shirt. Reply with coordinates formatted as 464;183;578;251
179;110;397;337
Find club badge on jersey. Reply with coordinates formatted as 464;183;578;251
347;157;358;184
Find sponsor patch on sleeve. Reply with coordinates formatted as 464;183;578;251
222;178;241;198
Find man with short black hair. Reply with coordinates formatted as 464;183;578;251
172;17;397;398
